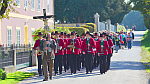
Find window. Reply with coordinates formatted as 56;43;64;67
16;0;20;6
7;28;12;47
31;0;34;10
17;29;20;46
47;0;49;13
24;0;27;8
37;0;40;11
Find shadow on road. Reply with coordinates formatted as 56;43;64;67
132;41;141;46
110;61;145;71
20;61;146;84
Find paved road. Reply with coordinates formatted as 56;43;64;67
18;31;150;84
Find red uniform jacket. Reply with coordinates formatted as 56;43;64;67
67;38;80;55
63;38;68;55
96;40;109;55
94;38;99;53
76;37;82;54
54;38;65;56
108;39;113;54
82;38;95;54
33;39;45;56
81;38;85;53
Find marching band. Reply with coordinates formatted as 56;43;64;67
33;30;132;81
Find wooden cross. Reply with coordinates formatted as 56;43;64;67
33;9;56;56
33;9;56;32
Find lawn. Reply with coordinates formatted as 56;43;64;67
0;71;37;84
141;29;150;73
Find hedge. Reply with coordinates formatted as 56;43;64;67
86;23;97;32
57;27;89;36
81;25;93;32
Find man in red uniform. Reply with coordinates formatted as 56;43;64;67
76;34;82;71
104;33;113;71
81;33;86;69
67;32;80;75
33;32;44;76
96;34;109;74
60;32;68;72
82;31;95;74
54;31;65;75
93;32;99;68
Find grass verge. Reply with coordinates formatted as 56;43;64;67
0;71;37;84
141;29;150;73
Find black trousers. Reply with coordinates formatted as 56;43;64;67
69;54;77;73
99;55;107;74
54;55;62;74
63;54;67;71
93;53;99;68
66;54;69;70
81;53;85;68
77;54;81;70
85;53;93;73
37;56;42;75
106;54;112;70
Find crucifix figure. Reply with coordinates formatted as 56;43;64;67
33;9;56;40
33;9;56;55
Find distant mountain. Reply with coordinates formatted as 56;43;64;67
121;10;147;31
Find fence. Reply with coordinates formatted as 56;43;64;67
98;22;117;32
0;44;31;70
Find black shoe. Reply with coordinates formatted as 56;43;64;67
60;72;62;74
86;72;88;74
90;71;92;73
54;73;57;76
39;74;42;76
64;69;66;72
43;78;48;81
73;72;76;74
50;77;52;80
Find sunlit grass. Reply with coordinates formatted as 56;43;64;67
141;29;150;74
0;71;37;84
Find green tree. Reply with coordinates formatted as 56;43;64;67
54;0;132;24
129;0;150;29
0;0;18;19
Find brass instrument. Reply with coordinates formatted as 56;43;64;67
37;49;42;55
70;40;75;53
57;44;62;50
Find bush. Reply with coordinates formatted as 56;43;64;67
86;23;97;32
57;27;89;36
0;68;7;80
81;25;93;33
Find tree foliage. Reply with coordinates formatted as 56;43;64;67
0;0;18;19
129;0;150;29
54;0;132;24
122;10;147;31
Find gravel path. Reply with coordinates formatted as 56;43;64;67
18;31;150;84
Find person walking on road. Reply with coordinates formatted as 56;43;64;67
33;32;45;76
42;33;56;81
127;32;132;49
